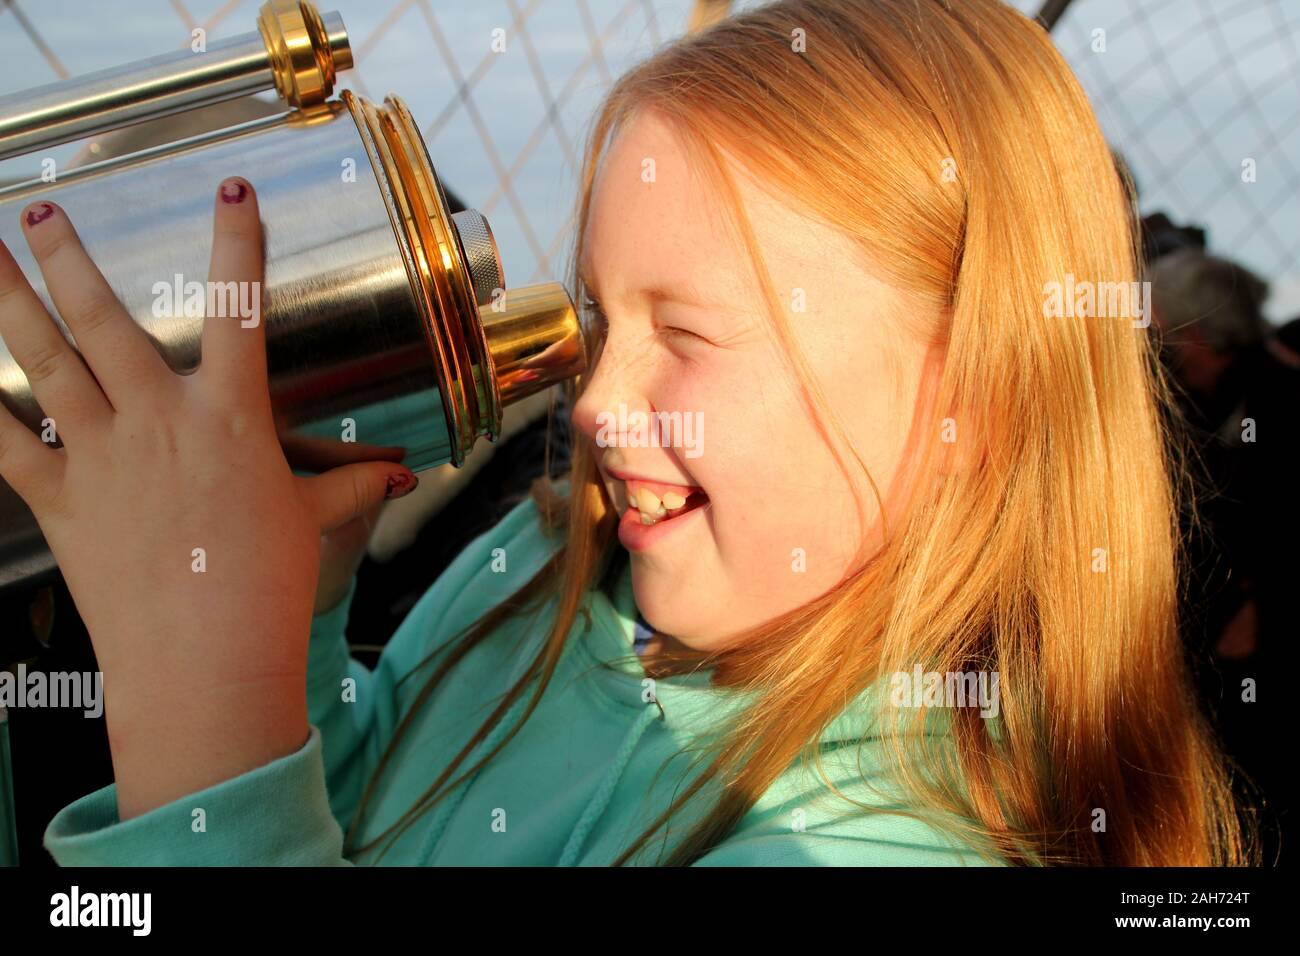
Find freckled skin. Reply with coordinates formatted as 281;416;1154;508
570;109;943;651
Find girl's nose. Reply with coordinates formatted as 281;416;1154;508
573;385;637;446
572;344;629;442
571;325;669;448
572;374;657;453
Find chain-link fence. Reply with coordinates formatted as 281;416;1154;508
1039;0;1300;322
0;0;765;292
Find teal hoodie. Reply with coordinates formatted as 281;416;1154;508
43;489;994;866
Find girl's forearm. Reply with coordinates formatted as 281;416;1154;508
105;671;308;822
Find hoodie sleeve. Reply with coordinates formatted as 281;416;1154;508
303;574;396;833
41;587;372;866
42;724;350;866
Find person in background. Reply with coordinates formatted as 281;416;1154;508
1151;246;1296;862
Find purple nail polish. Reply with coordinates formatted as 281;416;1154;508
220;180;248;204
385;472;418;500
25;203;54;227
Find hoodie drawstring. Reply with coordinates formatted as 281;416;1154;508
415;687;534;866
557;699;662;866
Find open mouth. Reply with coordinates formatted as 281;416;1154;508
623;479;709;526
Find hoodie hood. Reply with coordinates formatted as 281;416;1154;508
593;551;890;745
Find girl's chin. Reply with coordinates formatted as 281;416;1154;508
629;555;732;639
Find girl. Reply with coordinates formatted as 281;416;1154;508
0;0;1252;865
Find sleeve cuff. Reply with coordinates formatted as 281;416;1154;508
43;725;348;866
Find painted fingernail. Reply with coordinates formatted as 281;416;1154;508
25;203;55;227
385;472;418;500
219;179;248;204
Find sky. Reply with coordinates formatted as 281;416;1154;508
0;0;1296;321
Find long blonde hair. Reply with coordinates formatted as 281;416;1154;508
346;0;1254;866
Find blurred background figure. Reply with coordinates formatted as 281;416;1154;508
1153;245;1274;439
1149;235;1298;862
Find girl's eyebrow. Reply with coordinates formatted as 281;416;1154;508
579;259;727;313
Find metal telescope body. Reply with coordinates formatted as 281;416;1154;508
0;0;586;590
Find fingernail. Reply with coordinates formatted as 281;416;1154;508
385;472;418;500
219;179;248;204
24;203;55;227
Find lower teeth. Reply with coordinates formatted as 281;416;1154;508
636;499;704;525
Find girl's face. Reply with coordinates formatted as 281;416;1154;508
571;109;940;651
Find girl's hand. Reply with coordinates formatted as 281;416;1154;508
276;433;417;614
315;502;383;615
0;180;417;820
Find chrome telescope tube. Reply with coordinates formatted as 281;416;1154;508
0;8;586;590
0;0;352;161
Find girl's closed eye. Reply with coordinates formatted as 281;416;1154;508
582;295;708;348
656;322;710;346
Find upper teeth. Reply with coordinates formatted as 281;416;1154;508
631;486;691;524
636;489;665;514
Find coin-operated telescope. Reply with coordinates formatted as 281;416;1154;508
0;0;586;589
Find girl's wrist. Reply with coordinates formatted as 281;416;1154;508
104;672;308;820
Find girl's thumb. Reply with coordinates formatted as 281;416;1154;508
298;462;419;533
